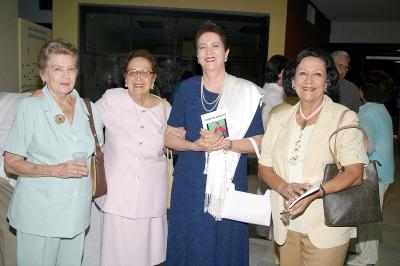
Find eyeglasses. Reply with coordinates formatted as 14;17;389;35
335;63;351;71
127;69;154;78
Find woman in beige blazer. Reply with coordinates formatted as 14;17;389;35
259;48;368;266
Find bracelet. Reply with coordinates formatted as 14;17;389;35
223;139;233;154
319;185;326;198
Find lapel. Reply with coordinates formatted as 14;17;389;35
302;96;336;178
73;96;90;132
38;86;89;155
275;102;299;181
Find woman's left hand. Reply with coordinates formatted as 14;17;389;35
288;192;319;217
199;128;225;152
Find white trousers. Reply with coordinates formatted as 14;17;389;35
348;182;389;265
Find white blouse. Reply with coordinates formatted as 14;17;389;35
287;119;315;233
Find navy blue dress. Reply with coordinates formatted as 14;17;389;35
166;76;264;266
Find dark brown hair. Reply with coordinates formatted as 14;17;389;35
283;47;339;95
194;21;230;50
361;70;394;103
37;39;78;73
122;49;157;75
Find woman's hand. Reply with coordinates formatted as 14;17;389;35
194;129;225;152
31;89;43;97
5;152;89;178
288;191;320;217
55;160;89;178
278;182;311;201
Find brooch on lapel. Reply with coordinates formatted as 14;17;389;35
54;114;65;125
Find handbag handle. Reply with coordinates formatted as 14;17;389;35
161;98;173;160
161;98;168;129
248;137;260;159
328;110;367;171
83;98;102;155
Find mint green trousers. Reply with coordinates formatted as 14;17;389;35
16;231;84;266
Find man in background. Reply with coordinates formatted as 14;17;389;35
332;51;362;112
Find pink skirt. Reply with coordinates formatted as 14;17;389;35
100;212;167;266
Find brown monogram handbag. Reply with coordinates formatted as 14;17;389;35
322;111;382;226
84;98;107;198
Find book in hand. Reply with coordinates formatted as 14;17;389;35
289;186;320;209
201;108;230;138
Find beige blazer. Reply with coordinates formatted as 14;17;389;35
259;96;368;248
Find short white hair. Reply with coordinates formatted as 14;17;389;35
331;50;351;63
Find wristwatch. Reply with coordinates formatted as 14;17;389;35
223;139;233;153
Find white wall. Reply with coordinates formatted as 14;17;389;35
330;21;400;43
0;0;19;92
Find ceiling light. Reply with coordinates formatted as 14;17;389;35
366;56;400;60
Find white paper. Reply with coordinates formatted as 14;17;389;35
289;186;320;209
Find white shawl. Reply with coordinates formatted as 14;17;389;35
204;74;262;220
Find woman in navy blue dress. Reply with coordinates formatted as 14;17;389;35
165;21;264;266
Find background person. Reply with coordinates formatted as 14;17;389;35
165;21;264;266
346;70;395;266
259;48;367;266
331;50;362;112
3;39;103;266
261;54;289;127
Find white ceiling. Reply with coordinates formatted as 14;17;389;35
310;0;400;22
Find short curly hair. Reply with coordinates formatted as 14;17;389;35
122;49;158;76
194;21;230;51
361;70;394;103
283;47;339;95
37;39;78;73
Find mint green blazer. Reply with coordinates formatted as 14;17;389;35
4;86;103;238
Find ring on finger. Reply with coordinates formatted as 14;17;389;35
74;169;77;175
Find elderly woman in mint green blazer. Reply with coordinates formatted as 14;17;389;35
3;39;103;266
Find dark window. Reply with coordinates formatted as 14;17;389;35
79;5;269;102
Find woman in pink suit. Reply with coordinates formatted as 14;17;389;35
95;49;176;266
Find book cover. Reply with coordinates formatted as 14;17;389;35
201;108;230;138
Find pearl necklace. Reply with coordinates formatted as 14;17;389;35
299;98;325;129
200;75;226;112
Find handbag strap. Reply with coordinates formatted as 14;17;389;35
248;137;260;159
161;98;168;130
161;98;173;160
329;110;367;170
83;98;102;155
